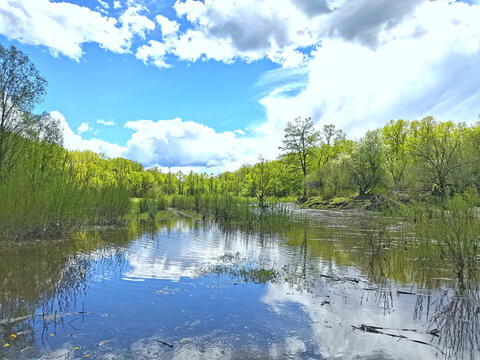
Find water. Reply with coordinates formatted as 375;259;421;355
0;210;478;359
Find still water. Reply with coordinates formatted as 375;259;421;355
0;210;478;359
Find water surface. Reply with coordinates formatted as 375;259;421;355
0;210;478;359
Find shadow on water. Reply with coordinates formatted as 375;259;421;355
0;210;478;359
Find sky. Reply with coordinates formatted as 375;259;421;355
1;0;479;173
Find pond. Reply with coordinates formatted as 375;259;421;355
0;209;478;359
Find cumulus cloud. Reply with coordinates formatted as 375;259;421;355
259;0;480;138
124;118;244;167
135;0;424;68
155;15;180;37
324;0;422;47
0;0;155;59
136;0;317;68
53;111;126;158
53;111;268;171
292;0;332;17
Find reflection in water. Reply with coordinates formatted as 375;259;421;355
0;210;478;359
412;284;480;360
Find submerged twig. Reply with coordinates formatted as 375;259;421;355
158;340;174;348
320;274;362;284
0;311;102;325
352;324;444;354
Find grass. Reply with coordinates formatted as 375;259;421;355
0;148;131;241
168;193;300;233
410;196;480;289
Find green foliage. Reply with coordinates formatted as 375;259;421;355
318;153;355;198
0;44;49;175
350;130;388;195
280;117;320;200
169;193;297;233
0;136;132;240
382;119;411;187
411;117;464;197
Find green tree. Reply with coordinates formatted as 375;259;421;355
255;154;267;202
411;117;464;197
464;122;480;192
279;117;320;200
350;130;387;195
0;44;48;175
382;119;410;187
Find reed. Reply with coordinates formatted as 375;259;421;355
169;193;298;232
0;143;131;241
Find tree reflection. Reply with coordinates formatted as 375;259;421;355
413;281;480;360
0;223;153;357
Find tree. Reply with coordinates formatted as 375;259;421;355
321;153;354;197
411;117;464;197
350;130;387;195
279;117;320;200
382;119;410;187
0;44;48;175
320;124;346;146
464;122;480;192
256;154;266;202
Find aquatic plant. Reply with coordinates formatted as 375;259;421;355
412;195;480;289
169;193;300;233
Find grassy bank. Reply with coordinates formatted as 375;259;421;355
304;193;400;213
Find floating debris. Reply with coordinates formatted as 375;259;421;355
158;340;174;348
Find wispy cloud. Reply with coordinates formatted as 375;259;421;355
97;119;116;126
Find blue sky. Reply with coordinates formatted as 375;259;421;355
1;0;480;172
10;36;274;144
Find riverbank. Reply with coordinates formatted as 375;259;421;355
303;193;401;212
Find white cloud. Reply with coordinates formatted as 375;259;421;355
136;0;320;68
155;15;179;37
52;111;126;158
53;111;270;172
259;0;480;138
136;40;171;68
113;1;122;9
77;122;90;134
135;0;426;69
0;0;155;59
121;117;280;172
97;119;116;126
124;118;245;168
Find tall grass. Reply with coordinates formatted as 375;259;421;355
0;142;131;241
138;187;168;220
169;193;298;232
410;195;480;289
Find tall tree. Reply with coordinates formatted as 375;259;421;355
411;117;464;197
256;154;266;202
321;124;346;146
0;44;48;175
382;119;410;187
350;130;387;195
279;117;320;200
